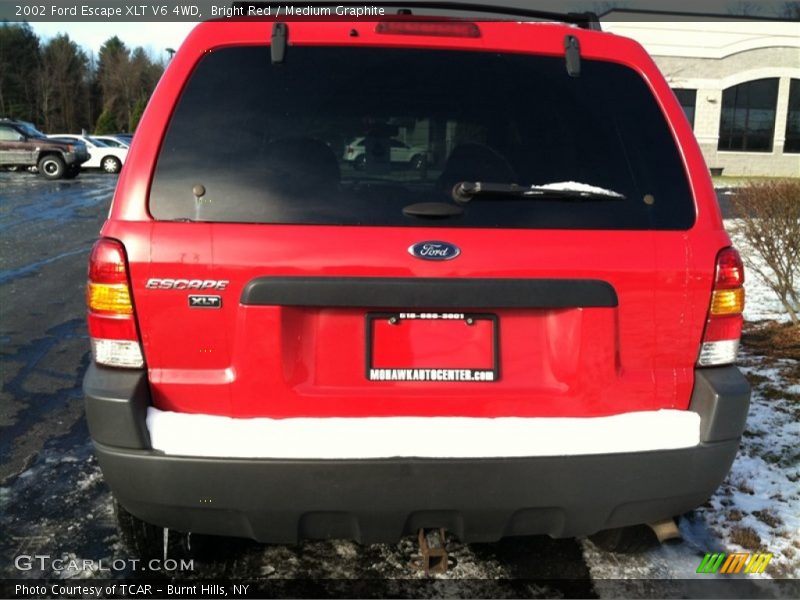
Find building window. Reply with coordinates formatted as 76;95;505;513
785;79;800;154
718;78;779;152
673;89;697;129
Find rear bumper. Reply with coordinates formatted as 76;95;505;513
84;365;750;543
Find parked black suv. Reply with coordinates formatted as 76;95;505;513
0;118;89;179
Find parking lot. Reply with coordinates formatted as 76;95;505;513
0;171;796;598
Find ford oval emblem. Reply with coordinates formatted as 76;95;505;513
408;241;461;261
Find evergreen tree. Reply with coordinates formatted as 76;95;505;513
96;36;130;130
95;109;118;134
0;23;41;122
129;96;148;132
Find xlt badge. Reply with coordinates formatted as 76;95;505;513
188;295;222;309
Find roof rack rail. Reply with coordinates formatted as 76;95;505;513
231;2;602;30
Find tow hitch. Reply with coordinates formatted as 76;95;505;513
414;528;449;576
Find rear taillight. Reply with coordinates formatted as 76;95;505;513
698;247;745;366
87;238;144;368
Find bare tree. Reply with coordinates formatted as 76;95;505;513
38;34;90;132
731;180;800;327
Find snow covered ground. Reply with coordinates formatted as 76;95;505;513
713;355;800;574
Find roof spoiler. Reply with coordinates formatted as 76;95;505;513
231;2;602;30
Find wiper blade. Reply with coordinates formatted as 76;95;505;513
453;181;626;203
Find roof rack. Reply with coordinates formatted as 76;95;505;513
232;2;602;30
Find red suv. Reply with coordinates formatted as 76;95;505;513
84;6;750;556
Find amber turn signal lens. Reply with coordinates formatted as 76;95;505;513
709;288;744;316
87;282;133;314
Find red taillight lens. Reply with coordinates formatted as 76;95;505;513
703;314;744;342
698;248;745;366
89;240;129;284
87;238;144;368
714;247;745;289
375;21;481;38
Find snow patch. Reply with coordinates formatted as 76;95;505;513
706;351;800;579
535;180;625;198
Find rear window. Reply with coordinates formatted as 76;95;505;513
150;46;694;229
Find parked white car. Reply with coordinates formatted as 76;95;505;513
47;134;127;173
343;137;428;170
93;135;130;149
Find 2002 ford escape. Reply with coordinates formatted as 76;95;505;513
83;3;751;555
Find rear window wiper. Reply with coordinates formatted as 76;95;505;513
453;181;626;204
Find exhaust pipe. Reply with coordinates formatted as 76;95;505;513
648;518;681;543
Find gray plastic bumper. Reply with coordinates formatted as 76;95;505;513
84;364;750;543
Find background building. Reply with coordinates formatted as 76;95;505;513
603;14;800;177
